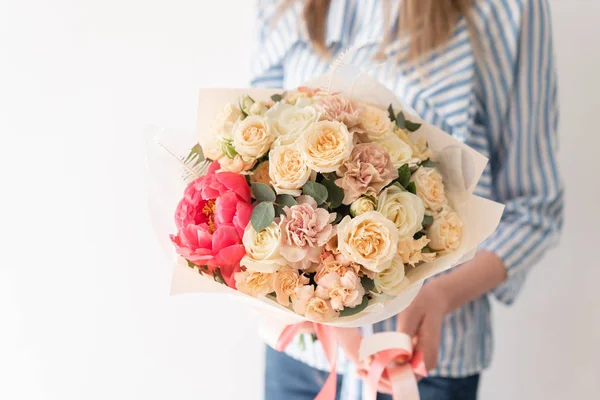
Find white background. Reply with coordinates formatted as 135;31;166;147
1;0;599;399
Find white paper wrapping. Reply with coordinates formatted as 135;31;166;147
146;65;505;328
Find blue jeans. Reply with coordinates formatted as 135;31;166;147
265;346;479;400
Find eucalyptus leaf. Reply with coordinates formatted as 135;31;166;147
397;164;411;188
422;215;434;226
395;111;406;129
414;231;425;240
339;295;370;317
252;182;276;202
388;104;396;122
361;276;375;293
407;181;417;195
270;94;283;102
251;201;275;232
276;194;297;208
405;119;422;132
321;176;344;209
421;159;438;168
302;181;328;205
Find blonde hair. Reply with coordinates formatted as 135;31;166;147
278;0;473;61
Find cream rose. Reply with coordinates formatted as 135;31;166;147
377;185;425;239
240;221;287;273
349;197;376;217
356;105;394;141
266;102;320;143
269;145;312;196
427;210;463;252
299;120;353;173
337;211;399;273
374;256;407;296
234;270;275;298
378;135;416;167
411;167;447;212
202;102;243;159
232;115;274;159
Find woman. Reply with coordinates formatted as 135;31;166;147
250;0;563;399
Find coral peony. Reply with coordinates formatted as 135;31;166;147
171;161;252;287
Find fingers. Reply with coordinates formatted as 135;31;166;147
414;314;441;371
395;302;423;337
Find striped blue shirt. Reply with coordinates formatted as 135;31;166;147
250;0;563;388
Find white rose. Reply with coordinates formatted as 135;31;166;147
427;210;463;252
201;102;243;159
377;185;425;239
349;197;376;217
232;115;274;159
267;103;320;147
378;135;416;167
249;101;269;116
240;221;288;273
299;120;353;173
269;145;312;196
411;167;447;212
337;211;399;273
357;105;394;141
374;256;407;296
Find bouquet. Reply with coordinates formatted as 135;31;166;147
146;64;504;328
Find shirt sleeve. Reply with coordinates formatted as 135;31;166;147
475;0;564;305
249;0;285;88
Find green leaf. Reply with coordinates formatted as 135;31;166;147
405;119;422;132
388;104;396;122
422;215;434;226
413;231;426;240
397;164;411;188
321;176;344;209
220;139;238;159
302;181;328;205
251;182;276;202
251;201;275;232
361;276;375;293
392;181;406;191
270;93;283;102
275;194;297;216
395;111;406;129
406;181;417;195
421;159;438;168
339;295;370;317
332;212;344;224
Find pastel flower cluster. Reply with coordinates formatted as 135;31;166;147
171;89;463;321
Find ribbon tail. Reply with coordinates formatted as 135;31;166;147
275;324;301;352
389;364;420;400
410;350;428;377
314;324;338;400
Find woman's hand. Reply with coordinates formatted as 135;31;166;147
395;282;449;372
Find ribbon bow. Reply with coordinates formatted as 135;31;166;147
358;332;427;400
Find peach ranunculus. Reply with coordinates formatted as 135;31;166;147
299;120;354;173
274;267;309;307
315;93;362;129
171;161;252;288
234;270;275;297
335;142;398;205
279;196;336;269
218;154;256;174
269;144;312;196
411;167;447;212
249;161;271;186
337;211;399;273
397;236;437;267
354;105;395;142
315;271;365;311
427;209;463;252
231;115;274;160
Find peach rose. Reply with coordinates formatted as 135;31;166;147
269;145;312;196
234;270;275;297
274;267;309;307
232;116;274;159
218;154;256;174
411;167;447;212
355;105;394;141
305;297;338;322
299;120;353;173
427;209;463;252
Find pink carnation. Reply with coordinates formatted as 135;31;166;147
315;271;365;311
279;196;336;270
170;161;252;288
315;94;362;129
335;142;398;204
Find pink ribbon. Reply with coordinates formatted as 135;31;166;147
275;323;339;400
359;333;427;400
